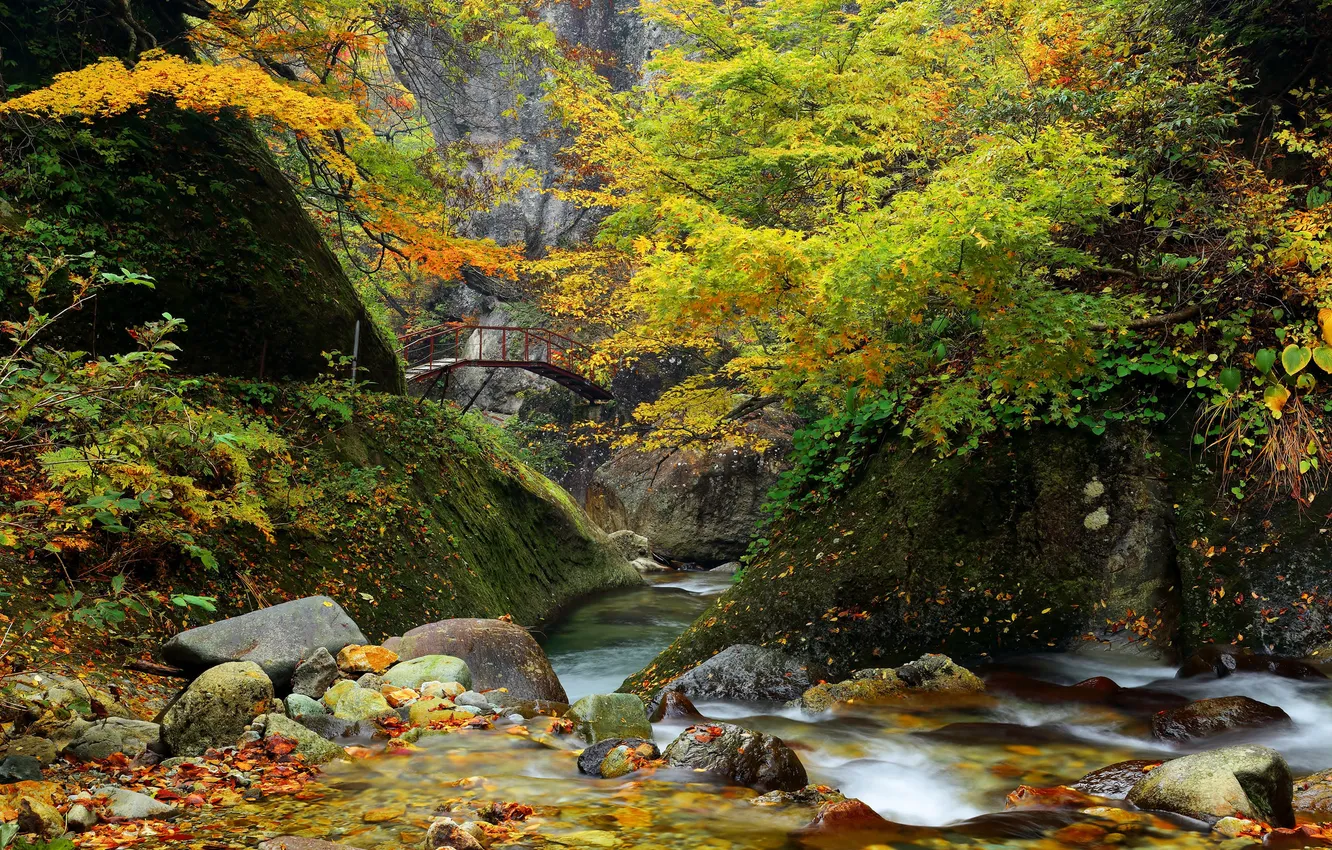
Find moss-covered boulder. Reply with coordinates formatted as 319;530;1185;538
625;428;1176;694
1126;745;1295;827
162;661;274;756
260;714;344;765
794;654;984;713
566;694;652;744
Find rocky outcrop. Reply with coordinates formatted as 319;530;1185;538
665;644;816;703
663;723;807;792
385;619;564;701
624;428;1181;694
162;662;274;756
163;597;366;689
587;416;795;564
1125;745;1295;827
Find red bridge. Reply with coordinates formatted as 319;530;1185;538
399;324;614;402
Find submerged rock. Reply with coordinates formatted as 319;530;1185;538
1071;759;1163;797
753;785;847;808
161;596;366;688
567;694;652;744
668;644;814;703
1125;744;1295;827
1294;768;1332;816
260;839;360;850
64;718;162;761
576;738;660;778
795;654;983;713
423;816;484;850
386;619;563;701
1151;695;1292;742
663;722;807;792
162;661;274;756
290;647;340;699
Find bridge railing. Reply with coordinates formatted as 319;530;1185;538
399;323;611;386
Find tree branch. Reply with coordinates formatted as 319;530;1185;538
1088;303;1201;332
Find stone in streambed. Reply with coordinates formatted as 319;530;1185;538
286;694;327;717
795;654;982;713
577;738;659;778
1294;768;1332;817
260;839;361;850
0;755;42;783
423;816;484;850
293;713;361;740
388;619;563;701
64;718;162;761
1126;744;1295;827
663;722;807;792
66;802;98;832
383;655;472;692
94;785;176;819
667;644;814;703
1151;695;1291;742
321;679;356;709
331;687;391;722
408;697;474;727
752;784;847;808
648;689;705;722
290;647;340;699
567;694;652;743
1071;759;1162;797
260;714;344;764
337;644;398;675
162;661;274;756
2;737;57;765
1176;645;1325;681
162;596;365;688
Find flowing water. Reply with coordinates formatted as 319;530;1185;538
205;573;1332;849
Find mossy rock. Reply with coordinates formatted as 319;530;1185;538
624;428;1177;695
566;694;652;744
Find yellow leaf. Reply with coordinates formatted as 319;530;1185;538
1264;384;1290;417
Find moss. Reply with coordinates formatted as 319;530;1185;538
622;427;1178;697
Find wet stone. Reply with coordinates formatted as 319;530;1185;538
1151;695;1292;742
1071;759;1163;798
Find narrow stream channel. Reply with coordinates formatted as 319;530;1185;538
216;575;1332;849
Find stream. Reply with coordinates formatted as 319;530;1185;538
217;573;1332;849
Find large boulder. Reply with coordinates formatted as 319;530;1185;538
1150;696;1292;742
162;597;366;689
162;661;274;756
586;414;795;565
382;655;473;691
623;428;1180;694
663;723;807;792
1125;745;1295;827
259;714;344;765
386;619;563;701
64;718;162;761
566;694;652;744
667;644;815;703
794;654;984;713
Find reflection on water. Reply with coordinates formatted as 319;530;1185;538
539;570;733;699
215;575;1332;848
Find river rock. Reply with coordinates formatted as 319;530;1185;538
387;619;563;701
424;816;484;850
608;529;652;561
0;755;42;783
293;713;360;740
337;644;398;675
322;679;357;708
382;655;473;692
260;714;344;764
1125;744;1295;827
94;785;176;819
712;562;742;574
331;687;391;722
1294;768;1332;816
13;793;62;837
161;596;366;688
3;737;56;765
291;647;340;699
567;694;652;743
795;654;983;713
668;644;814;702
162;661;274;756
663;722;807;792
1176;646;1325;681
1151;695;1292;742
752;785;848;807
286;694;327;717
1071;759;1162;797
64;717;163;761
7;673;131;721
648;689;706;722
66;802;98;832
806;798;896;832
577;738;659;778
454;691;495;714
